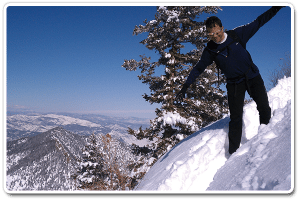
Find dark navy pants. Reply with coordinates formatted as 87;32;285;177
226;74;271;154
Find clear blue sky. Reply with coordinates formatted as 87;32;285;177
6;4;292;119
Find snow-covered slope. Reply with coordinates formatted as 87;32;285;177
135;77;293;192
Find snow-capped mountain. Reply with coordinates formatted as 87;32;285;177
6;113;150;145
6;127;86;191
5;113;151;191
135;77;293;192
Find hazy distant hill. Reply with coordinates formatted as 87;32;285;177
6;113;150;144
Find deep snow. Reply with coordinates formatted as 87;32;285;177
135;77;293;193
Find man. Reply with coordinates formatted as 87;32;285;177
176;6;284;155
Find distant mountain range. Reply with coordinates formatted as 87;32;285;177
6;112;151;191
6;112;150;144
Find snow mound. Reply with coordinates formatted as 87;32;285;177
135;77;293;193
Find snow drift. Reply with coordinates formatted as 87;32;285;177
135;77;293;193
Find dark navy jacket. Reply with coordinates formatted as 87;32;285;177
185;6;283;86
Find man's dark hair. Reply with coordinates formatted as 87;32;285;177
205;16;223;28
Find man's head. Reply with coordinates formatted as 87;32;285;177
205;16;225;43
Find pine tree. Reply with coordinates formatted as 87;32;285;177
75;134;137;190
122;6;228;159
75;133;106;189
